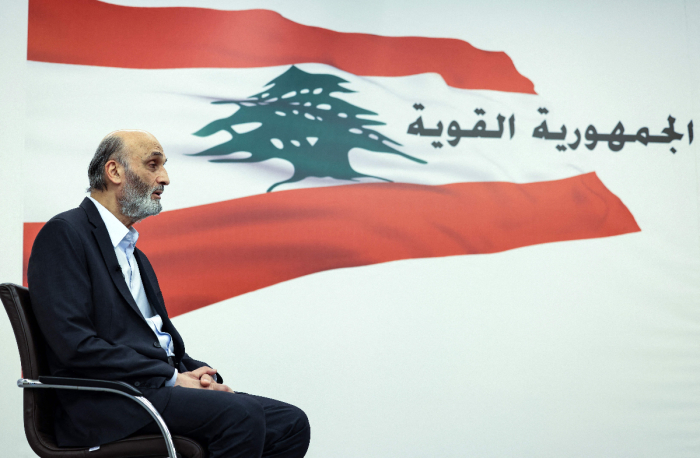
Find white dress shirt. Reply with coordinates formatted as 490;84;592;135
88;197;178;386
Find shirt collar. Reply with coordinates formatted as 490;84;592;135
88;196;139;249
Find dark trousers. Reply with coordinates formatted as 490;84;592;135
137;388;310;458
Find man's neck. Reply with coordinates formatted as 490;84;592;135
89;191;134;228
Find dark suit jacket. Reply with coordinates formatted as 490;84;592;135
27;198;219;447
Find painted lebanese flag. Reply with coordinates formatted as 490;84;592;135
23;0;639;317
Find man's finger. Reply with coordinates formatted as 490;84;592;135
175;372;205;390
215;383;235;393
190;366;217;378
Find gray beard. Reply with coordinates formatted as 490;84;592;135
118;168;163;223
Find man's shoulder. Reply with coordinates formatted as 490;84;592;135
29;202;96;271
39;200;97;240
49;205;86;223
45;206;89;231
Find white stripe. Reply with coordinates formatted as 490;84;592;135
26;62;588;220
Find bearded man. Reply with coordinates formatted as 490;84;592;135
27;130;310;458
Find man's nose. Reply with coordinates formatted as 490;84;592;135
159;167;170;186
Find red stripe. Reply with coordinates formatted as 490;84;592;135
28;0;535;94
23;223;43;289
23;174;639;317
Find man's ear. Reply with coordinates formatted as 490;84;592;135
104;159;124;186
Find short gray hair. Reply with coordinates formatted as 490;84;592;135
87;135;128;192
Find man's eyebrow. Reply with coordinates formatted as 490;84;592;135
145;151;167;163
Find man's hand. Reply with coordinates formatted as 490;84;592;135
174;366;234;392
201;373;235;393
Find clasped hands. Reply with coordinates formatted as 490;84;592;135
175;366;234;393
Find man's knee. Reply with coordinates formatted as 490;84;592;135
284;404;311;455
293;406;310;440
218;395;310;457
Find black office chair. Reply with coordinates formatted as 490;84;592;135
1;282;206;458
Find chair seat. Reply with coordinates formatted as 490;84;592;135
90;434;205;458
32;431;205;458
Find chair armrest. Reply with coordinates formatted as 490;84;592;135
38;376;142;396
18;377;176;458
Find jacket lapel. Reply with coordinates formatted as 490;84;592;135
81;198;144;320
134;249;185;361
134;250;165;316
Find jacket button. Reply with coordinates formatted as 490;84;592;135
153;341;160;348
134;381;141;387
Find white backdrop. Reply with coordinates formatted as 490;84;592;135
2;1;700;457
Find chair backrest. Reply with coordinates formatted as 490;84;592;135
0;283;62;454
1;283;49;379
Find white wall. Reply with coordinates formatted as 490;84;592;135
0;0;30;455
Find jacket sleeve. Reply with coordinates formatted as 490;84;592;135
28;218;175;386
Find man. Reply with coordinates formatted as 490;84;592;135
27;130;310;458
